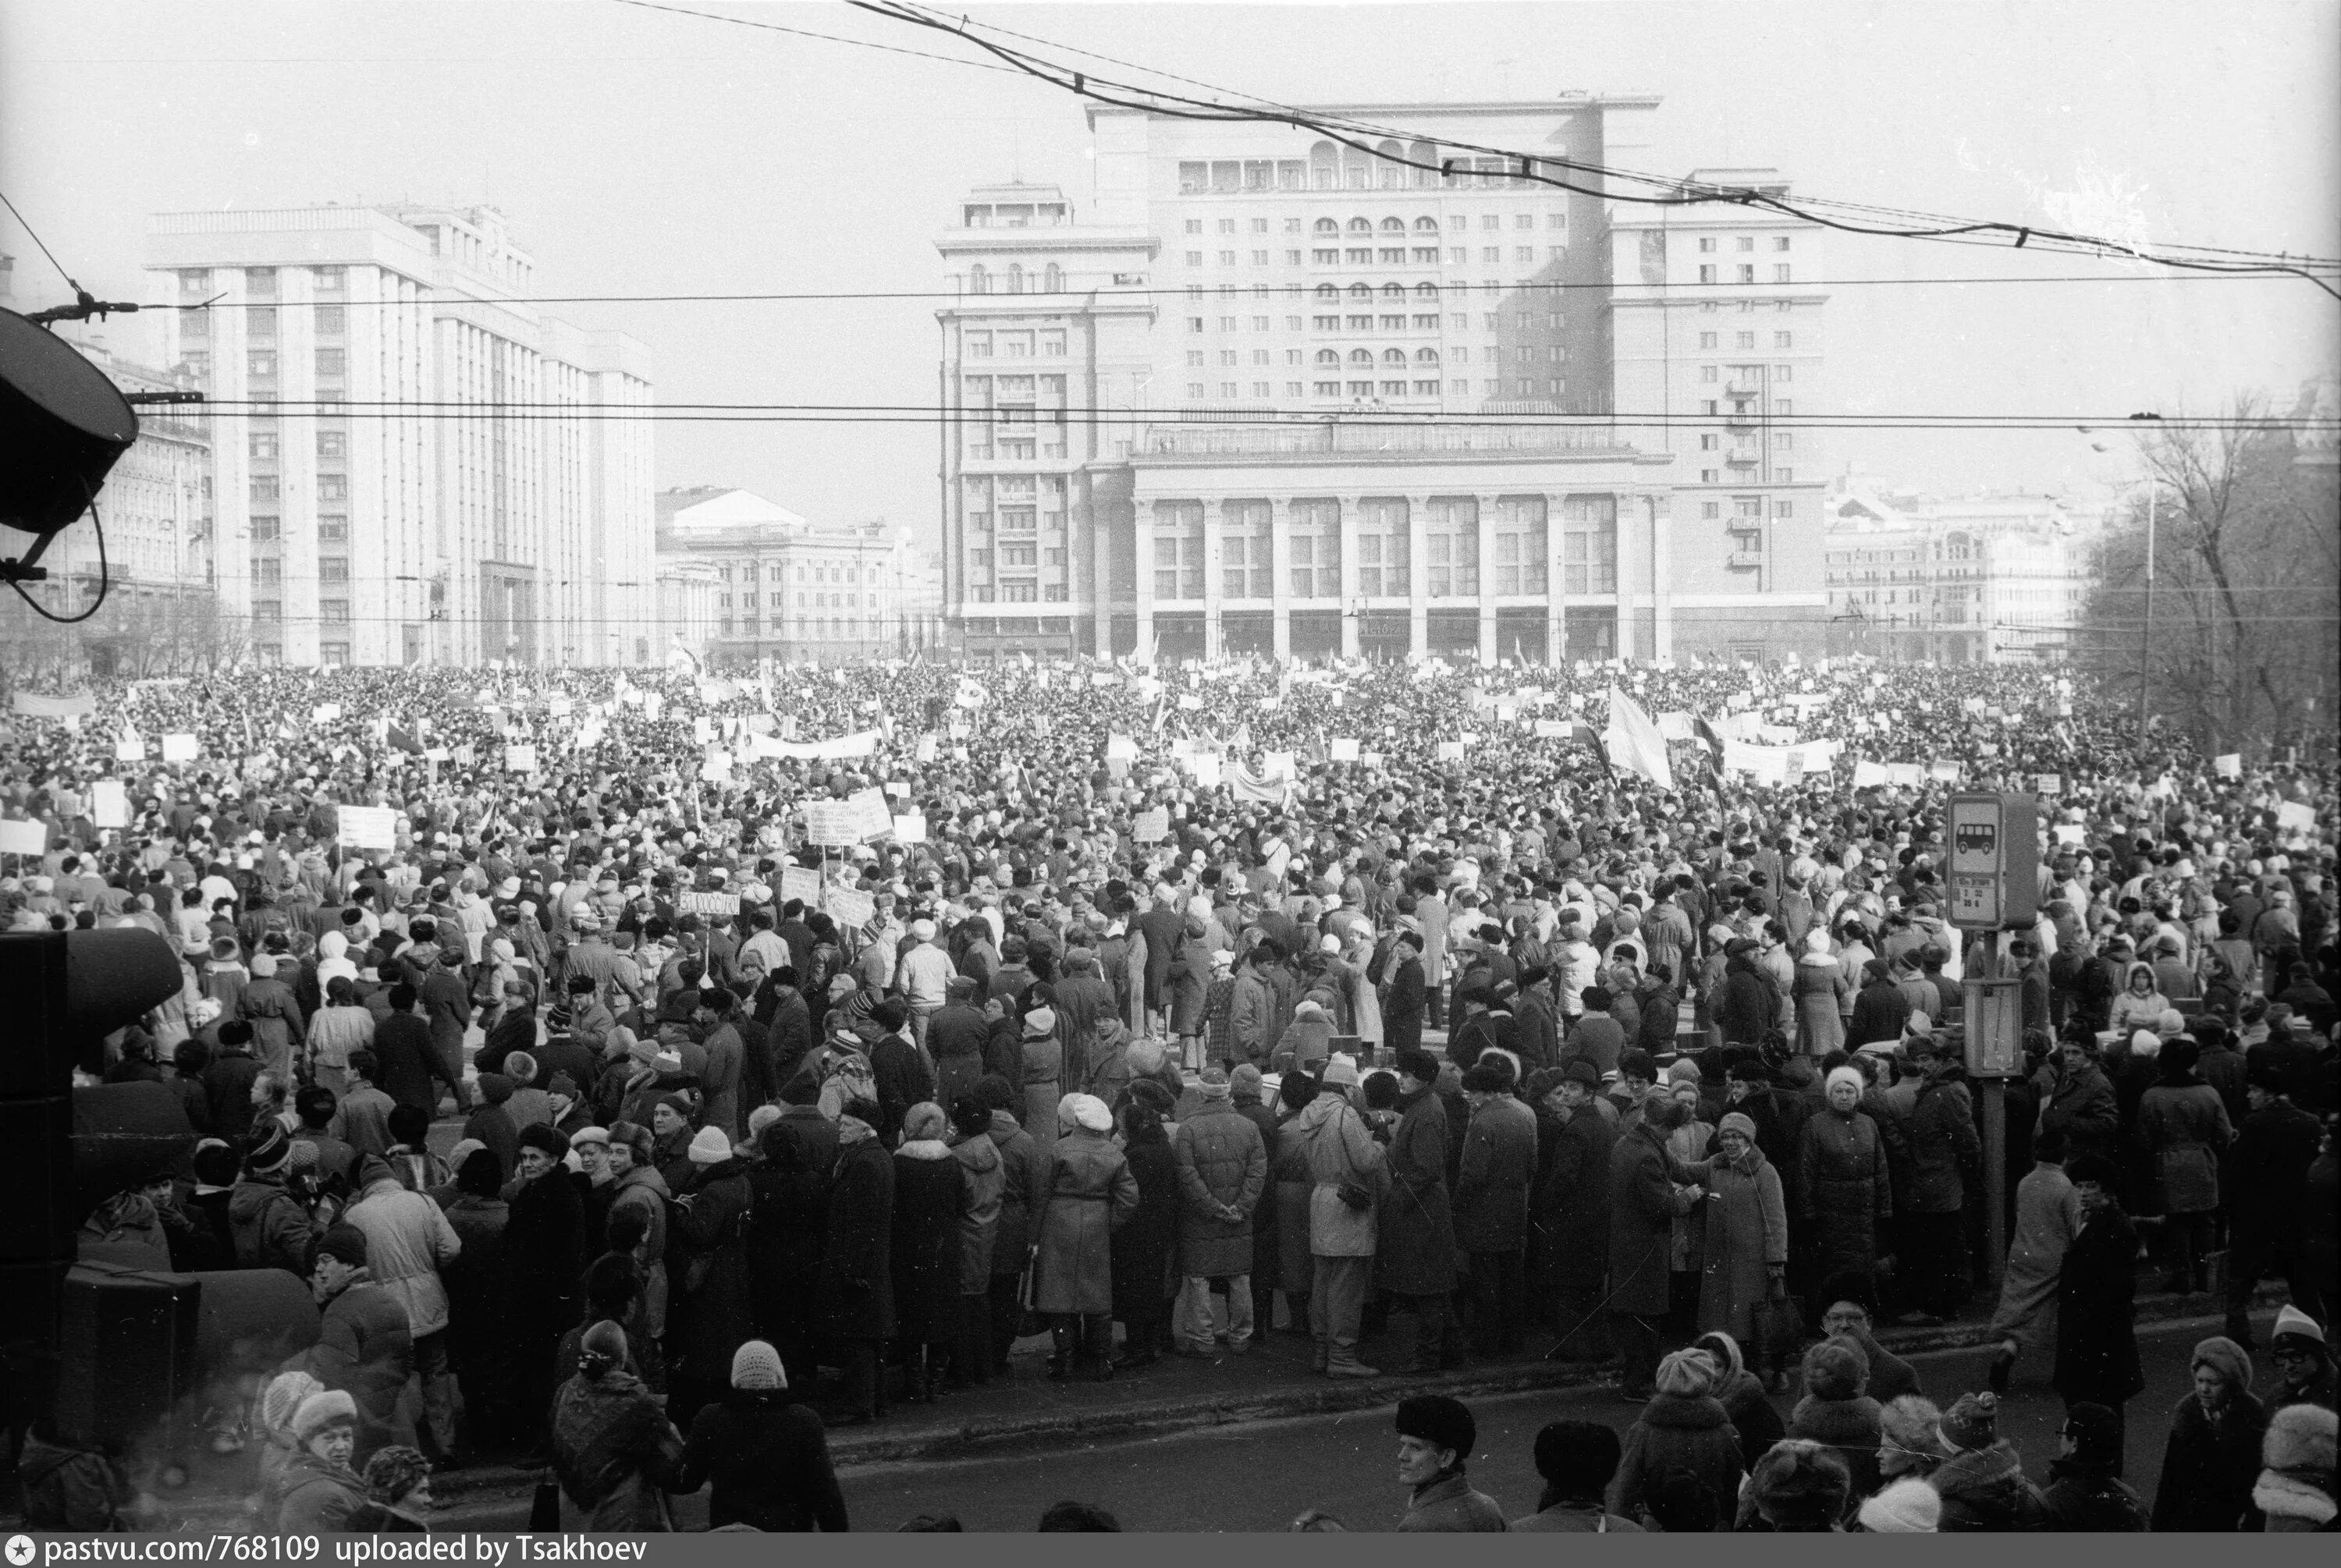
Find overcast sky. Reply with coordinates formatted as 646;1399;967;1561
5;0;2336;543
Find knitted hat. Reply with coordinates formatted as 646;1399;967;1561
315;1223;370;1268
1857;1477;1941;1533
1195;1066;1231;1101
1667;1058;1703;1086
1021;1006;1057;1038
1320;1052;1361;1089
291;1388;358;1443
1654;1348;1715;1399
362;1445;432;1506
1058;1093;1111;1134
2191;1336;2253;1394
1394;1394;1476;1463
1803;1339;1867;1402
1938;1391;2000;1453
2270;1304;2327;1358
1228;1062;1263;1102
1825;1065;1867;1098
518;1123;571;1158
687;1126;733;1165
1718;1111;1759;1141
1562;1059;1601;1090
261;1370;325;1435
245;1123;292;1174
730;1339;787;1392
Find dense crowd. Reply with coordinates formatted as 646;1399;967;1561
2;647;2335;1533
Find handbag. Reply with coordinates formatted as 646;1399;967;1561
1330;1106;1380;1211
1750;1286;1805;1364
528;1473;562;1531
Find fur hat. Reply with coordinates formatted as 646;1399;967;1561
1654;1348;1715;1399
1021;1006;1057;1038
517;1123;571;1158
1857;1476;1941;1533
1802;1339;1868;1402
2263;1401;2338;1477
1394;1394;1476;1463
1825;1065;1867;1098
1750;1440;1852;1527
314;1223;370;1268
1938;1391;2000;1453
261;1370;325;1435
687;1126;733;1165
1059;1093;1111;1135
1879;1395;1948;1471
730;1339;787;1392
1718;1110;1759;1141
2191;1336;2253;1394
291;1388;358;1443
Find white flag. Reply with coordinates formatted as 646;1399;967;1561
1602;685;1675;790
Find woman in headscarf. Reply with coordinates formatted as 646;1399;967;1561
1018;1007;1062;1155
549;1321;685;1532
1029;1093;1139;1382
2106;962;2170;1038
889;1102;965;1404
1669;1112;1789;1352
1798;1062;1891;1305
2152;1336;2269;1531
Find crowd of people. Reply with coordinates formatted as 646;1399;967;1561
3;646;2336;1532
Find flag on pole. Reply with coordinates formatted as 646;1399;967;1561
1603;686;1675;790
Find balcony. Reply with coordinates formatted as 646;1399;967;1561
1725;449;1760;467
1723;403;1760;431
1725;549;1764;570
1725;380;1764;399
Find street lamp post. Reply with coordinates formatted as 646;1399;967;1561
2138;481;2158;747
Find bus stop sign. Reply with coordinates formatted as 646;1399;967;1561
1945;792;2041;931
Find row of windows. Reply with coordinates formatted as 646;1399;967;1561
250;556;351;585
964;584;1064;604
1181;378;1569;399
1698;332;1796;349
1142;495;1615;600
965;263;1064;296
250;601;353;625
248;474;348;502
1178;144;1584;194
961;330;1068;358
719;617;893;636
1193;245;1567;268
1185;213;1565;237
717;591;880;608
1696;468;1796;484
1696;264;1795;283
712;562;871;583
1698;364;1797;384
1696;236;1793;253
249;429;347;459
248;514;351;543
1696;432;1796;450
1698;499;1797;521
178;266;346;294
233;349;347;379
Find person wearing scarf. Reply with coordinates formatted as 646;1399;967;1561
549;1321;684;1531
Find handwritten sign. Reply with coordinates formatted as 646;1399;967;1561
2213;754;2241;780
338;804;400;851
2034;773;2063;796
505;744;538;774
1134;807;1170;843
823;886;876;930
844;787;893;841
679;889;741;917
805;802;861;846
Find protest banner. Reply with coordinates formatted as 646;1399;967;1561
162;733;198;763
890;814;928;843
505;744;538;773
338;804;400;851
91;780;130;829
0;819;47;855
1134;807;1170;843
679;889;741;917
780;867;824;906
823;886;876;930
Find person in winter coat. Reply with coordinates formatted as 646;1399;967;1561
1018;1009;1063;1158
1846;959;1912;1049
666;1126;755;1431
2253;1403;2338;1532
1297;1059;1387;1378
1375;1051;1458;1372
2048;1151;2147;1464
1452;1062;1539;1355
2225;1065;2325;1349
888;1103;965;1402
1383;931;1429;1059
1792;931;1850;1057
228;1124;322;1278
1789;1339;1884;1504
1533;1061;1615;1360
435;1148;517;1453
504;1124;584;1452
1169;1067;1267;1355
274;1389;367;1532
1393;1394;1507;1532
1693;1330;1785;1474
297;1225;414;1466
1799;1066;1891;1307
943;1097;1004;1387
1671;1112;1789;1348
2035;1037;2119;1161
1898;1039;1980;1325
1032;1093;1140;1381
1930;1392;2046;1531
1609;1098;1693;1399
744;1107;831;1389
979;1079;1044;1375
2108;962;2169;1038
2136;1037;2233;1293
2266;1304;2338;1414
1987;1127;2081;1394
812;1102;895;1424
343;1169;462;1461
2153;1336;2269;1531
1110;1093;1181;1369
1609;1349;1744;1529
2039;1401;2149;1531
677;1340;848;1532
551;1321;685;1531
1510;1419;1643;1532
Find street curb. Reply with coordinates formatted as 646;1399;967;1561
425;1285;2272;1498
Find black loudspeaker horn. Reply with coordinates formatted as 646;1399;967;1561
0;306;139;538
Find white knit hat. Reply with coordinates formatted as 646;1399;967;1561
1826;1065;1867;1099
686;1125;733;1165
1857;1477;1940;1533
730;1339;787;1391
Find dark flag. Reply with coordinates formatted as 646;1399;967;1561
387;722;424;756
1692;714;1725;754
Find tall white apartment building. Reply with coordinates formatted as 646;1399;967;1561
936;99;1835;662
143;204;655;667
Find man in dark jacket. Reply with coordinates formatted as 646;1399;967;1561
1377;1052;1458;1375
2039;1401;2148;1530
674;1340;848;1532
1536;1060;1615;1360
2224;1062;2327;1346
202;1020;266;1142
1384;931;1429;1059
1168;1067;1267;1354
373;984;464;1118
1453;1062;1538;1355
2052;1154;2146;1470
1607;1098;1686;1400
504;1124;583;1454
867;1001;932;1148
300;1223;414;1465
812;1102;895;1424
1898;1037;1981;1325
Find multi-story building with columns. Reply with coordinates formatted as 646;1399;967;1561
935;100;1834;662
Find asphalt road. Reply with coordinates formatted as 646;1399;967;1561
833;1314;2233;1532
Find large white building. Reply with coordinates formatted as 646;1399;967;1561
1824;473;2091;662
933;99;1835;662
142;204;656;667
654;487;936;665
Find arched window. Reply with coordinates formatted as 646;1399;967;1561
1348;348;1373;365
1315;349;1340;366
1414;282;1439;299
1314;217;1339;236
1382;348;1407;365
1410;141;1440;189
1006;263;1024;295
1043;263;1062;294
1377;139;1404;190
1380;216;1405;233
1413;215;1440;232
1346;283;1371;300
1314;282;1338;300
1347;217;1372;235
1380;283;1405;300
968;264;989;294
1310;140;1339;190
1415;347;1440;364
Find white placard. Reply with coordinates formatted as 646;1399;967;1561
1851;761;1888;788
823;886;876;929
2034;773;2063;796
91;779;130;828
1437;741;1465;761
890;814;928;843
162;733;198;763
2213;754;2241;779
338;804;400;851
2276;801;2315;833
2055;825;2087;846
805;802;860;846
1134;807;1170;843
679;889;741;917
780;866;823;906
311;703;341;723
505;744;538;773
844;787;893;841
1328;737;1360;762
0;818;48;855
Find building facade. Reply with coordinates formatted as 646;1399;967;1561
142;203;655;667
935;100;1834;662
654;487;931;665
1825;474;2088;662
